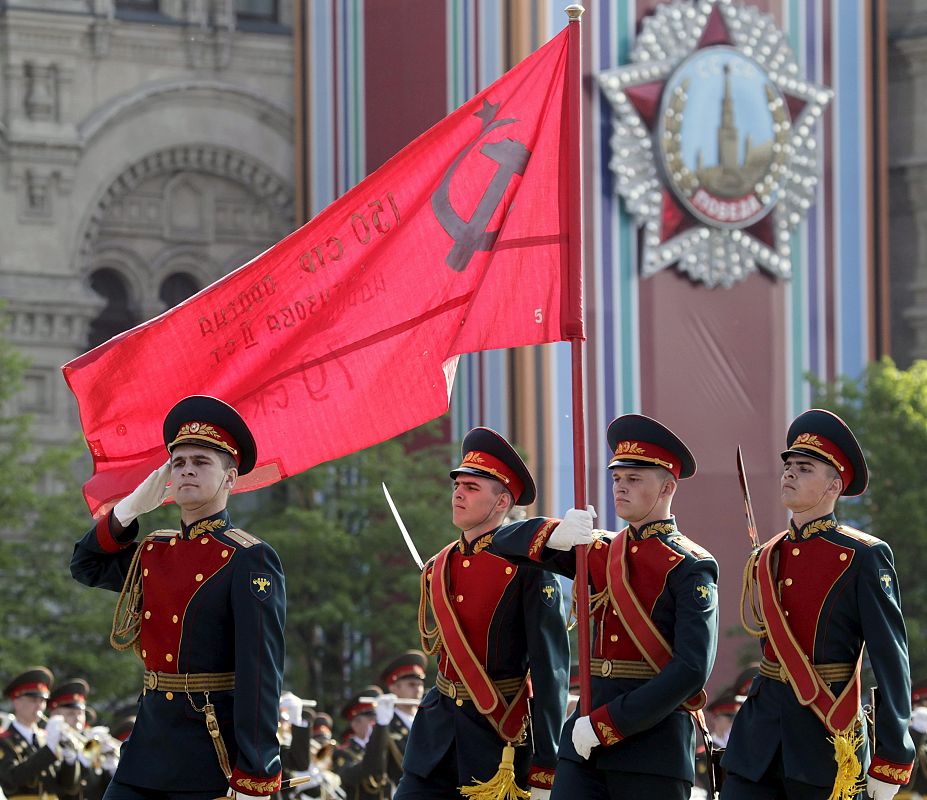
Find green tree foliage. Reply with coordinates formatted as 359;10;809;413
811;357;927;677
248;422;455;714
0;315;142;719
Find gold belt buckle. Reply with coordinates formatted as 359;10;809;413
146;673;158;691
778;665;788;682
447;682;456;699
600;660;613;678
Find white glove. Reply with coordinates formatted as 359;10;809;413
529;789;551;800
114;461;171;526
912;707;927;734
375;693;396;726
571;715;599;760
60;742;77;764
280;692;307;727
44;715;65;753
546;506;596;551
867;776;900;800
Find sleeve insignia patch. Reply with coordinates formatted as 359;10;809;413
540;580;560;608
694;581;717;610
879;569;894;598
250;572;273;600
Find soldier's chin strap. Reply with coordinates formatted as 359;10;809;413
622;479;672;528
461;491;512;538
182;470;235;522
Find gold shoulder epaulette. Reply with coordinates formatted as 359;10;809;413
224;528;262;548
592;529;614;542
836;525;880;546
670;534;713;560
146;529;179;541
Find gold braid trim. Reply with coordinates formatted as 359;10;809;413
568;582;609;633
110;538;148;656
827;730;865;800
740;549;766;639
418;565;442;656
110;531;174;659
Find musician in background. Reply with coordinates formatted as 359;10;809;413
278;692;312;798
0;667;80;800
48;678;110;800
332;688;394;800
377;651;426;791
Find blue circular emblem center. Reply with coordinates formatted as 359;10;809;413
657;46;789;230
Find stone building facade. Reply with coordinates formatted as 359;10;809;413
889;0;927;365
0;0;294;445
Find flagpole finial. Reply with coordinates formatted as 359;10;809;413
565;4;584;21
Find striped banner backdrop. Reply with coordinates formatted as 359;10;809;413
294;0;881;683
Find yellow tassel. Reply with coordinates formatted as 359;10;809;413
459;743;530;800
826;730;866;800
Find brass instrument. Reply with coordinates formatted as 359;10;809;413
357;696;421;705
40;713;121;770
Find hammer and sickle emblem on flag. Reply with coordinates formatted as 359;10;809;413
250;572;273;600
431;98;530;272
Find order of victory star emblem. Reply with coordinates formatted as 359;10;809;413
599;0;832;288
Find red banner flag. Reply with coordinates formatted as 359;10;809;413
63;27;582;516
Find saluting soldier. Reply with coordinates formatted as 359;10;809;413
70;395;287;800
332;688;392;800
491;414;719;799
376;650;427;790
722;409;916;800
394;427;569;800
0;667;80;800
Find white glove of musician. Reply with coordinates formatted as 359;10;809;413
44;715;65;753
114;461;171;526
571;715;600;760
280;691;307;727
546;507;596;551
867;776;900;800
529;789;551;800
912;707;927;734
375;693;396;726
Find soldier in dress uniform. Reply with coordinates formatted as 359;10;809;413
47;679;110;800
0;667;80;800
721;409;916;800
376;650;427;790
332;688;391;800
394;427;569;800
491;414;719;800
70;395;286;800
277;693;312;799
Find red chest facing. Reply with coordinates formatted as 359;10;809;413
139;534;235;672
763;536;854;662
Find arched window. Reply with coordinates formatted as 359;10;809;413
87;268;140;348
160;272;200;309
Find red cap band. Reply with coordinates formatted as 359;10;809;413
10;682;50;699
456;450;524;500
382;663;426;687
788;432;854;490
608;440;682;478
168;421;240;464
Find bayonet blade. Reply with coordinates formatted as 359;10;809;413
382;482;424;571
736;446;760;549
